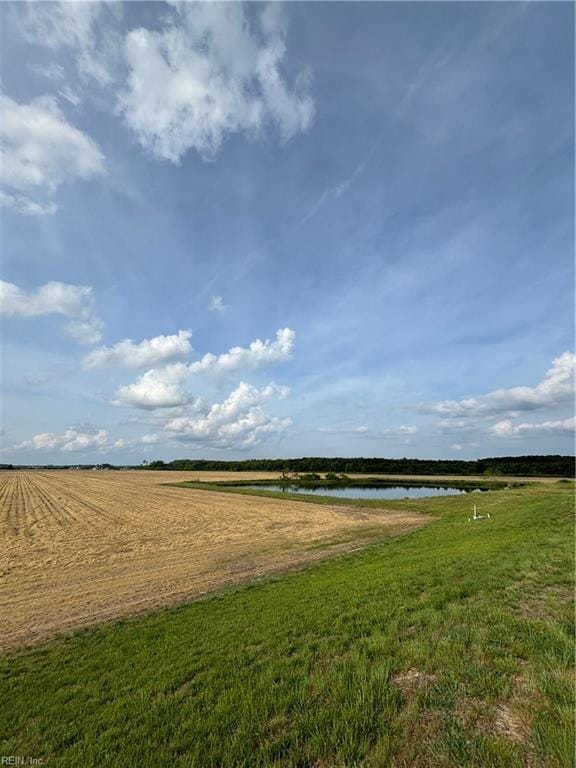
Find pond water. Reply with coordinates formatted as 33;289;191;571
237;484;483;500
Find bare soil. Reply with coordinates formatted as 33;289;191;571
0;470;428;648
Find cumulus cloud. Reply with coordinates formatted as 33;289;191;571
113;363;192;409
119;2;314;162
141;433;159;445
424;352;575;417
16;425;110;453
83;330;193;369
388;425;418;436
14;425;164;454
0;94;105;213
164;381;290;449
13;2;312;169
0;280;103;344
106;324;295;455
489;417;575;438
189;327;294;376
110;327;294;408
451;442;479;452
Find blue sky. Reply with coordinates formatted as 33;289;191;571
1;1;574;464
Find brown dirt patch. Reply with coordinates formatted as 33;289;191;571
392;668;437;694
0;470;429;648
493;703;531;744
512;584;574;623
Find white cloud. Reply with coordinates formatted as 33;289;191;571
164;381;290;449
34;61;66;82
209;295;227;313
0;280;103;344
425;352;575;417
83;330;193;370
390;425;418;435
14;425;163;454
111;327;294;410
317;425;369;434
451;442;480;452
24;375;50;387
14;3;312;167
0;94;104;212
189;327;294;376
437;419;474;433
119;3;314;162
302;159;367;225
20;2;102;51
18;1;122;86
58;85;82;108
113;363;191;409
0;191;58;216
490;417;575;438
16;425;110;453
318;424;417;437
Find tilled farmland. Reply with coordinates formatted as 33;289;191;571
0;470;427;647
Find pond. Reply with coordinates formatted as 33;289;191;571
236;484;486;500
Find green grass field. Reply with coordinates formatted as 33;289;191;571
1;482;574;767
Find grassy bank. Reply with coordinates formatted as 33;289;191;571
1;482;573;767
166;476;523;502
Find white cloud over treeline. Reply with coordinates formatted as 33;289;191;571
15;425;160;454
16;425;111;453
490;417;575;438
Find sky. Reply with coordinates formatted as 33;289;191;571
0;1;574;465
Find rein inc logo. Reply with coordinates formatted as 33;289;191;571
1;760;44;766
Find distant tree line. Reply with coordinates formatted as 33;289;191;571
143;455;575;477
6;463;121;471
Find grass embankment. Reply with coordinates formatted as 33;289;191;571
1;482;573;767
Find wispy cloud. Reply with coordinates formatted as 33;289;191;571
209;295;227;314
0;280;103;344
0;94;104;213
317;425;417;438
302;159;367;225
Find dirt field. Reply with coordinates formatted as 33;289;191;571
0;470;428;648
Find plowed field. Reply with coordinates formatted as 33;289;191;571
0;471;427;647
